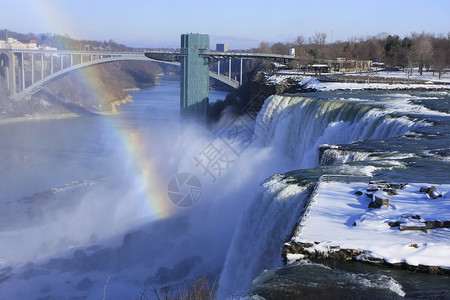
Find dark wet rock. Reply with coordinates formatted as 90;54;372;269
368;195;389;209
384;188;398;195
388;183;408;189
389;215;425;229
365;182;406;196
368;201;380;208
420;186;429;193
365;192;374;199
387;215;450;232
388;221;401;227
366;186;379;192
387;262;448;274
424;220;450;229
355;190;363;196
283;241;364;263
387;215;449;232
408;215;421;220
283;240;450;274
420;186;443;198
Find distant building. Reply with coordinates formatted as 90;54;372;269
308;64;330;73
289;48;295;56
216;43;228;52
0;38;38;50
372;62;385;69
329;58;373;72
39;45;58;51
0;38;57;51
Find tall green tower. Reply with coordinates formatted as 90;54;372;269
180;34;210;122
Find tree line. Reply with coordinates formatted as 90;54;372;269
0;29;132;51
251;32;450;78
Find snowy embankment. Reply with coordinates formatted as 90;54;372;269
309;80;450;91
284;179;450;273
265;70;450;91
347;70;450;84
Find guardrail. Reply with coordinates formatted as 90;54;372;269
322;174;377;184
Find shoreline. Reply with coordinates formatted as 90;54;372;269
0;112;80;125
2;77;447;126
0;94;134;126
283;241;450;275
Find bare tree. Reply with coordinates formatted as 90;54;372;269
308;32;328;61
271;42;290;55
432;35;449;79
295;35;305;46
410;33;434;75
310;32;327;45
292;35;308;65
254;41;272;54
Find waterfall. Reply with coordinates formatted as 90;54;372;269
218;174;311;297
219;94;424;297
319;146;372;166
253;95;421;169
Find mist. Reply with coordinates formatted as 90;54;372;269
0;98;294;299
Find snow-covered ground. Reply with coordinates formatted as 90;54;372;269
309;80;450;91
290;180;450;269
265;69;450;91
348;69;450;84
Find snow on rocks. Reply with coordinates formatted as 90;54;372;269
283;180;450;274
308;80;450;91
263;71;450;92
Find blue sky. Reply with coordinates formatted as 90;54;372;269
1;0;449;49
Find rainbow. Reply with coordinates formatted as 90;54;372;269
119;128;174;220
25;0;175;220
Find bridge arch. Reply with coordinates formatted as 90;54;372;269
0;51;15;94
0;53;9;77
18;55;239;97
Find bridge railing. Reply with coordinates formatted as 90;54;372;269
11;49;146;56
322;174;377;184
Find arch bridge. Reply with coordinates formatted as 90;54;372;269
0;49;242;98
1;34;295;121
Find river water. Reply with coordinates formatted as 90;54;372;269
0;75;449;299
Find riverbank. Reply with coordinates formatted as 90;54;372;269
0;61;164;125
283;177;450;274
0;94;134;125
0;112;80;125
241;69;450;117
262;72;450;92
